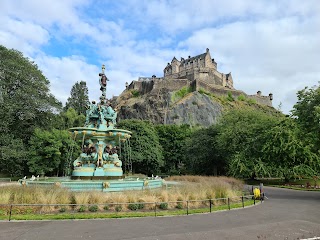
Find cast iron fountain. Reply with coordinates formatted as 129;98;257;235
20;65;164;192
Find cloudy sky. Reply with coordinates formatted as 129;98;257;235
1;0;319;113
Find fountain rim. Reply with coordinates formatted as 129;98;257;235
69;127;132;135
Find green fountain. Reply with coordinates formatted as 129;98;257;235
70;64;131;180
21;65;164;192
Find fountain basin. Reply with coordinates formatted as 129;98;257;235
19;178;164;192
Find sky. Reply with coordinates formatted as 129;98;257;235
0;0;319;114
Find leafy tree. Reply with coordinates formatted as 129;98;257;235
0;45;61;143
291;84;320;151
28;128;78;176
117;120;164;175
216;108;282;178
54;107;86;130
65;81;89;115
155;124;193;175
184;126;225;175
262;118;320;181
0;134;27;176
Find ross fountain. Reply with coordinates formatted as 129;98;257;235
20;65;164;192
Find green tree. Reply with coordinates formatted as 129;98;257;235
216;108;282;178
65;81;89;115
28;128;78;176
291;84;320;152
0;134;27;176
0;45;61;143
262;118;320;181
155;124;193;175
184;126;225;175
54;107;86;130
117;120;164;175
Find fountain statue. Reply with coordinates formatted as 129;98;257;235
19;65;164;192
69;65;131;179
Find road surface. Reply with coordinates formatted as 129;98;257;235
0;187;319;240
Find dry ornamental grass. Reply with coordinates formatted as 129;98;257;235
0;176;244;213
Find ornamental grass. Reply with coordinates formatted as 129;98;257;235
0;176;243;212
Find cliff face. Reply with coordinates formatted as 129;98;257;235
115;88;228;126
114;85;279;127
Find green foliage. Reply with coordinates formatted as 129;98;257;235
184;126;225;175
198;88;210;95
28;128;78;176
176;202;183;209
78;205;86;212
226;92;234;101
88;205;98;212
115;205;122;212
237;94;246;101
216;108;282;178
103;205;109;211
130;90;140;98
155;124;193;175
0;134;27;176
117;120;164;174
159;202;168;210
292;85;320;152
128;203;144;211
246;98;256;104
59;207;66;213
65;81;89;115
262;118;320;180
171;86;192;102
58;108;86;129
0;45;61;176
0;45;61;143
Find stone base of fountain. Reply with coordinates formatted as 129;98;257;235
19;178;164;192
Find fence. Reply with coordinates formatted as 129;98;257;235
0;195;262;221
0;178;11;182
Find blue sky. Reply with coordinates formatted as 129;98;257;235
1;0;319;113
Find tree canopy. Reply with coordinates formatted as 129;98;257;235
65;81;89;115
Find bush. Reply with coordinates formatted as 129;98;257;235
171;86;192;102
237;94;246;101
88;205;98;212
131;90;140;97
246;98;256;104
115;205;122;212
128;203;139;211
159;202;168;210
198;88;210;95
128;202;145;211
176;202;183;209
103;205;109;211
226;92;234;101
59;207;66;213
78;205;86;212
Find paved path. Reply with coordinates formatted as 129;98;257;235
1;187;320;240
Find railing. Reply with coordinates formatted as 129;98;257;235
0;195;262;221
0;178;11;182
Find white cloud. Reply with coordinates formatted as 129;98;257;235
0;0;319;114
177;12;320;113
35;54;100;103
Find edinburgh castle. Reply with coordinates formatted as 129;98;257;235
126;48;273;106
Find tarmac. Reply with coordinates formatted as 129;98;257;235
0;186;320;240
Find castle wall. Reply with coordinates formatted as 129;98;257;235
247;95;273;106
151;79;189;93
195;80;245;97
